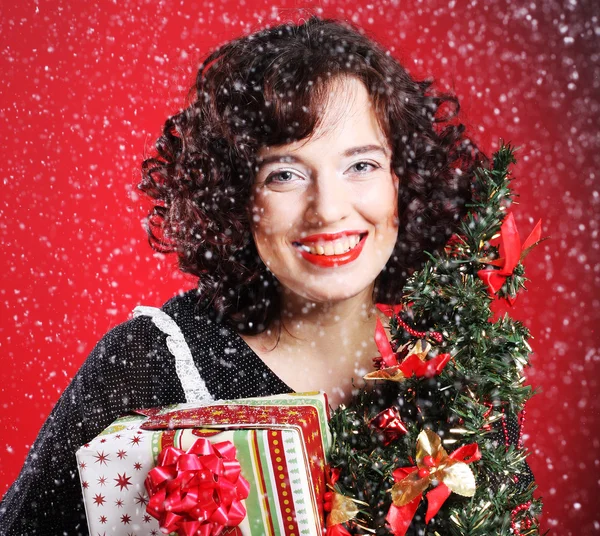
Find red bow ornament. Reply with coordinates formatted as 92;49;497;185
370;407;408;446
145;438;250;536
386;430;481;536
364;327;451;383
477;213;542;305
324;465;357;536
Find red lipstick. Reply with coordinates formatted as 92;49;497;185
294;232;367;267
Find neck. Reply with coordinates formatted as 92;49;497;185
277;284;378;337
239;284;390;409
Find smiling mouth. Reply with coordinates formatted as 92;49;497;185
291;232;368;267
292;232;368;256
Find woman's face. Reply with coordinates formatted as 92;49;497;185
250;76;399;304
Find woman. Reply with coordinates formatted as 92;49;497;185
0;15;482;535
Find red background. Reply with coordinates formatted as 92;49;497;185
1;0;598;533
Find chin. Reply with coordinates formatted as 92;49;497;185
282;274;375;304
269;242;394;304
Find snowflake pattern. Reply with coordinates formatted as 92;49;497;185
129;435;143;446
134;492;148;506
114;472;132;491
93;451;110;466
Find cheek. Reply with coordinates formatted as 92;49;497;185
356;177;399;229
250;194;298;245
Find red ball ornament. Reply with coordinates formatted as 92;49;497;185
422;455;435;468
418;468;430;478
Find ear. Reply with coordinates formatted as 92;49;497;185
392;172;401;221
393;172;400;192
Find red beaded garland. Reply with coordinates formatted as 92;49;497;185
510;500;535;536
517;406;526;449
395;316;444;344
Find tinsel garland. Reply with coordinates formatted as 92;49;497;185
326;141;546;536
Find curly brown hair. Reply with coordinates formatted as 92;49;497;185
139;15;487;334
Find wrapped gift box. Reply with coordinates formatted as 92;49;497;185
76;392;331;535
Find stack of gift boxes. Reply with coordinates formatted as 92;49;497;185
76;392;331;535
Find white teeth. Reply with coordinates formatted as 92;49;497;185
333;241;346;255
297;234;363;256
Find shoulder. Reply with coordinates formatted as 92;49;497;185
78;306;177;382
83;288;220;370
84;288;233;366
158;288;233;339
89;289;207;353
87;313;164;360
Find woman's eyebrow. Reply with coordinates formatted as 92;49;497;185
256;144;389;167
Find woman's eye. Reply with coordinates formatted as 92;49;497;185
350;161;378;173
265;170;296;184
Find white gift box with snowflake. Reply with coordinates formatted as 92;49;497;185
77;414;163;534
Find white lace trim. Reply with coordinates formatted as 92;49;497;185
132;305;213;404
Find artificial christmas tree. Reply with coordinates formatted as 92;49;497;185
326;141;544;535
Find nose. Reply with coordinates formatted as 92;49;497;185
304;175;351;227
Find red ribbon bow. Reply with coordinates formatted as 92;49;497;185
370;407;408;446
323;465;353;536
326;525;352;536
477;213;542;305
374;316;398;369
386;435;481;536
366;319;451;382
145;438;250;536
